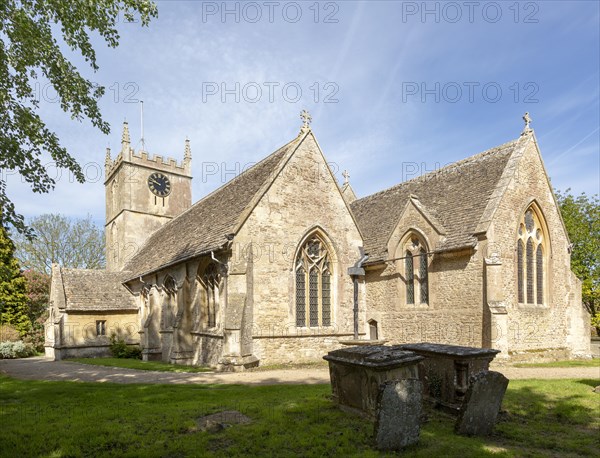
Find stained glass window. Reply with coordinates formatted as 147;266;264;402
405;251;414;304
295;266;306;327
295;235;332;327
419;249;429;304
309;268;319;327
517;206;546;305
322;268;331;326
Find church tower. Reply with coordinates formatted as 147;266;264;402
105;122;192;271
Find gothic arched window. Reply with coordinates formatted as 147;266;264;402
402;235;429;305
111;178;119;215
516;206;546;305
295;235;332;327
202;263;220;328
162;276;177;329
141;285;151;326
405;251;414;304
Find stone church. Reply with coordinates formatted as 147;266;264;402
45;113;591;368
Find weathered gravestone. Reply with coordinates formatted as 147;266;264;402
374;379;422;451
455;370;509;436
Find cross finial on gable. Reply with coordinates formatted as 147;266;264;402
342;170;350;185
523;112;532;130
300;109;312;133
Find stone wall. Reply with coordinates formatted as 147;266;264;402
136;260;228;366
46;310;139;360
253;334;354;365
364;198;484;348
232;132;365;365
365;252;484;347
192;334;224;366
486;134;590;358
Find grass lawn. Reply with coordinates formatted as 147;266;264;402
0;376;598;457
70;358;212;373
514;359;600;368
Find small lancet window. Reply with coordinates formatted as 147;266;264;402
295;234;332;327
419;249;429;304
402;235;429;305
405;251;414;304
203;263;220;328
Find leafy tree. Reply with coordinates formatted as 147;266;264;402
1;0;157;236
556;189;600;333
0;224;30;334
14;214;105;275
22;269;49;323
21;269;50;351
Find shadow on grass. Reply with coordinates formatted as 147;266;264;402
491;379;599;456
1;376;599;457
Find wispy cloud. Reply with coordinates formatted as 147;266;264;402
6;0;599;227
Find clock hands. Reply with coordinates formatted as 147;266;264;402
148;173;171;197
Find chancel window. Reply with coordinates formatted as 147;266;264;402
516;206;546;305
202;263;220;328
295;235;332;327
402;235;429;305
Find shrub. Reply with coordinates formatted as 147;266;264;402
0;341;36;359
23;318;46;352
0;324;21;342
592;313;600;336
109;334;142;359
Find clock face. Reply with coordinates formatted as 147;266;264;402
147;172;171;197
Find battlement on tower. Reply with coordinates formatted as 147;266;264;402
104;122;192;183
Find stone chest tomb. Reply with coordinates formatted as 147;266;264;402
323;345;423;418
398;342;500;412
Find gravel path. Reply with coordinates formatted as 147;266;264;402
489;362;599;380
1;357;598;385
0;357;329;385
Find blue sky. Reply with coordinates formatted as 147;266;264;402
6;0;599;228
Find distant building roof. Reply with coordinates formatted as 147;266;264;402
59;268;137;312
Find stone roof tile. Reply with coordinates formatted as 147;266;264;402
61;268;137;311
350;139;519;262
124;136;301;278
